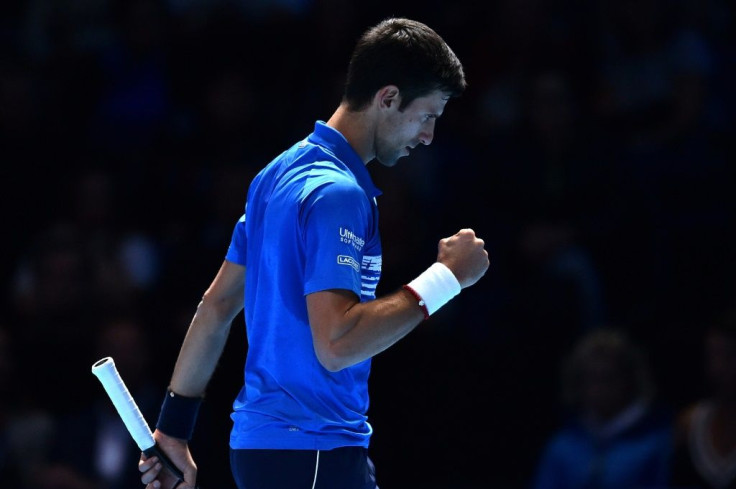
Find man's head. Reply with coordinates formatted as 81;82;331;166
561;328;654;422
341;18;466;166
370;87;449;166
343;18;466;112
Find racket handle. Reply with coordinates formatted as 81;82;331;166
143;444;200;489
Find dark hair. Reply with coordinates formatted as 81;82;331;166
560;328;655;408
343;18;466;111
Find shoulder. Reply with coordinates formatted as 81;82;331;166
301;163;367;205
295;162;373;233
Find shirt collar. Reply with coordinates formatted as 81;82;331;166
307;121;382;199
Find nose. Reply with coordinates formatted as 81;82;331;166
419;125;435;146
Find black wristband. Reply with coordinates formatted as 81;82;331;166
155;388;203;441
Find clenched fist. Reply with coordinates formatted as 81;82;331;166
436;228;489;288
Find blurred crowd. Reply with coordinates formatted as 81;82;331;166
1;0;734;488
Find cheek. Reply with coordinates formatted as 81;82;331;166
376;126;396;150
386;124;410;147
397;122;420;143
381;115;401;138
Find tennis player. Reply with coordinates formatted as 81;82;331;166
139;17;489;489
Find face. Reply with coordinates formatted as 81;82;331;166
374;89;450;167
580;355;633;421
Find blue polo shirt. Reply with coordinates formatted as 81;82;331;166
225;121;382;450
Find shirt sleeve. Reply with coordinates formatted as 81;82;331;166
300;178;371;298
225;213;247;266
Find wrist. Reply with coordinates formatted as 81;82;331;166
155;388;203;441
403;284;429;320
405;262;461;318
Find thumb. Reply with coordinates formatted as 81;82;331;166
177;467;197;489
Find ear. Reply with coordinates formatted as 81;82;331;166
374;85;401;110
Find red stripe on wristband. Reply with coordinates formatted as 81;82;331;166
403;284;429;320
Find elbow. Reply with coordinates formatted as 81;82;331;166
199;291;243;327
320;360;345;373
314;344;350;372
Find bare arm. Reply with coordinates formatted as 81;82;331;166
139;259;244;489
308;228;489;372
307;287;425;371
169;259;245;396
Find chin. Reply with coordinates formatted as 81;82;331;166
376;154;401;167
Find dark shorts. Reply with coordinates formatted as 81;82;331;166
230;446;378;489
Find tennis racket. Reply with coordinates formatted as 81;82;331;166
91;356;198;488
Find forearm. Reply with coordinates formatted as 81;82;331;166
310;230;489;372
169;295;239;397
341;287;425;360
310;287;425;371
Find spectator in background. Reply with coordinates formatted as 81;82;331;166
671;308;736;489
531;328;672;489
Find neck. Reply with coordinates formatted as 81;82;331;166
326;103;376;165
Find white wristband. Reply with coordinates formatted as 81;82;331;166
406;262;461;316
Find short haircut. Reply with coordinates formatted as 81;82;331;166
560;328;655;409
343;18;466;111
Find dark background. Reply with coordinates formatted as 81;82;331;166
1;0;734;488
